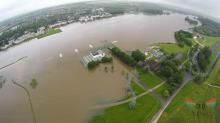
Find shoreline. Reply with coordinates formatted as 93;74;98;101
0;12;186;53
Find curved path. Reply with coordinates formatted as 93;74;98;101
12;80;37;123
91;82;165;109
206;83;220;89
0;56;28;70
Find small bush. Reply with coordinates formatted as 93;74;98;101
30;79;38;89
101;56;113;63
88;61;100;70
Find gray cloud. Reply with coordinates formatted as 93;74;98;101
0;0;219;21
162;0;220;18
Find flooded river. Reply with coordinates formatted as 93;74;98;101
0;13;192;123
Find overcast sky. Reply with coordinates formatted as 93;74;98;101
0;0;220;22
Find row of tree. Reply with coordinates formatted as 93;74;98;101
159;55;184;93
87;56;113;70
110;47;137;67
185;17;198;25
194;17;220;37
197;46;212;72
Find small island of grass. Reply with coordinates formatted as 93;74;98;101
30;79;38;89
37;28;62;39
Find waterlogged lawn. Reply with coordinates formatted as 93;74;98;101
131;81;145;95
37;28;62;39
91;94;161;123
158;43;189;54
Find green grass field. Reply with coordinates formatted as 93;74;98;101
131;81;145;95
90;94;161;123
139;71;162;88
158;43;189;54
155;83;169;99
198;36;220;47
206;57;220;86
37;28;62;39
158;58;220;123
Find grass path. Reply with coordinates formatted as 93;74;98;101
206;83;220;89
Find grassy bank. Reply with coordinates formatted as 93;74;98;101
91;94;161;123
158;43;189;54
206;57;220;86
155;83;169;99
131;81;145;95
198;36;220;47
137;67;163;88
37;28;62;39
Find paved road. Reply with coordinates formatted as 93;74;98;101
150;73;193;123
91;82;165;109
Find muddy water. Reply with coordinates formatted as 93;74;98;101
0;13;192;123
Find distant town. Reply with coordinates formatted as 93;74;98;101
0;7;113;50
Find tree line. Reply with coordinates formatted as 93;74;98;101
0;17;58;46
194;17;220;37
185;17;198;25
174;30;193;47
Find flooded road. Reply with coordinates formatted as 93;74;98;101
0;13;192;123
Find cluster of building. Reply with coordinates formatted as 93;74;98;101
0;8;114;51
144;46;164;61
49;20;76;28
136;46;166;72
79;8;112;23
0;27;46;50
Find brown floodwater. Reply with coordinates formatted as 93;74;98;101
0;13;192;123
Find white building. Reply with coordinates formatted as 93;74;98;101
90;50;105;61
81;50;106;67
